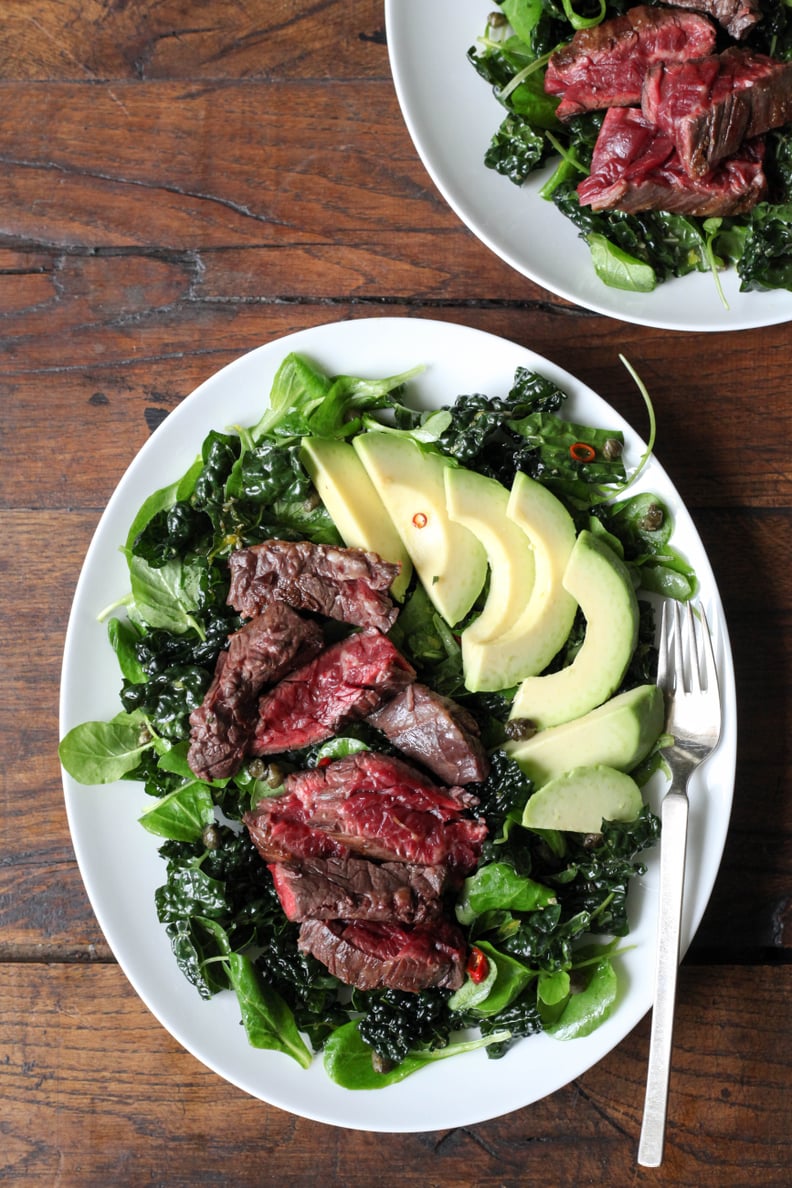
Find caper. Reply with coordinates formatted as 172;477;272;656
640;503;664;532
371;1051;396;1075
488;11;508;26
202;823;221;850
248;757;267;779
504;718;537;742
603;437;623;461
265;763;286;789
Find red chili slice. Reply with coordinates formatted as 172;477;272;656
569;441;596;462
466;945;489;984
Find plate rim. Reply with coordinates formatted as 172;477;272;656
59;314;738;1130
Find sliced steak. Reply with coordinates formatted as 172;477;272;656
244;751;486;874
577;106;767;216
642;47;792;177
368;683;490;786
252;628;416;754
227;539;400;632
268;855;450;924
298;916;467;992
187;602;324;781
664;0;762;40
544;6;716;120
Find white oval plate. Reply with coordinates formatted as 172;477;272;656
385;0;792;332
60;316;736;1130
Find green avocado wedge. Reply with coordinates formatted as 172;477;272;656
453;471;578;692
300;437;413;600
353;432;488;626
522;764;643;834
505;683;664;788
509;530;639;729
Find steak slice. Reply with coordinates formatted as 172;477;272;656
227;539;400;632
187;602;324;781
642;48;792;177
664;0;762;40
251;628;416;754
368;683;490;786
544;6;716;120
268;855;450;924
577;106;766;216
298;916;467;992
244;751;487;873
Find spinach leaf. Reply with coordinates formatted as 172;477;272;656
457;862;557;920
138;781;215;842
545;957;618;1039
246;353;421;442
126;552;205;637
199;918;312;1067
58;710;156;784
450;941;535;1017
323;1021;510;1089
588;232;657;292
107;617;145;684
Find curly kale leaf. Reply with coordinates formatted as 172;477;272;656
354;987;456;1066
737;201;792;292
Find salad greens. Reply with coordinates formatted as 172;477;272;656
470;0;792;295
60;351;689;1088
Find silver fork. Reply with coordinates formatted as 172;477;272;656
637;600;722;1168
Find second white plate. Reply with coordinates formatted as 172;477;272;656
385;0;792;331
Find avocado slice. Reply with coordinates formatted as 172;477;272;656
522;764;643;833
300;437;414;600
505;683;664;788
353;432;488;626
444;467;536;646
509;530;638;729
448;470;579;692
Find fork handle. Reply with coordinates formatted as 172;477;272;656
638;787;689;1168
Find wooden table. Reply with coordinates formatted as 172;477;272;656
2;2;790;1182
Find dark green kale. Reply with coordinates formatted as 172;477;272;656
737;202;792;292
469;1;792;294
355;987;456;1066
554;183;712;283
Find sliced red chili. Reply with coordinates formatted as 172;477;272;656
466;945;489;984
412;511;428;528
569;441;596;462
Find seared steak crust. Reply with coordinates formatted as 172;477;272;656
577;106;767;216
268;855;449;924
252;628;416;754
298;916;467;992
369;682;490;786
187;603;324;781
545;6;716;119
665;0;762;40
227;539;400;632
642;48;792;177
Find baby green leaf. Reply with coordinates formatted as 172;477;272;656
58;711;154;784
323;1021;511;1090
138;781;215;842
546;958;618;1040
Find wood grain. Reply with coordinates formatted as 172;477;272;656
0;964;789;1184
0;0;789;1180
